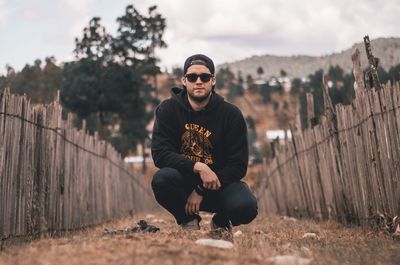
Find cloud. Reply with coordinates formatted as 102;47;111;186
0;0;10;28
1;0;399;73
68;15;91;40
62;0;96;13
142;0;400;68
22;8;39;20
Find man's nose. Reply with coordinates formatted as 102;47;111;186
195;77;203;83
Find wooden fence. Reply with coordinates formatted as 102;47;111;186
255;48;400;226
0;89;156;245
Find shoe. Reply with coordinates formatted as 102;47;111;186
208;220;233;242
180;218;200;231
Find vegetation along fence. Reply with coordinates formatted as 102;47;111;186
256;37;400;228
0;89;156;246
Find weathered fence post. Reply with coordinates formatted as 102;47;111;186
364;35;382;90
352;48;364;98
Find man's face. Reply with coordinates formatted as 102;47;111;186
182;65;216;103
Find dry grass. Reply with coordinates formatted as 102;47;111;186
1;211;399;265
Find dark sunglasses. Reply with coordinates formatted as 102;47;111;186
185;73;213;83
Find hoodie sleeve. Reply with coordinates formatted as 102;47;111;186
151;102;196;175
216;108;249;187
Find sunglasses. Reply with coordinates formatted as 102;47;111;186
185;73;213;83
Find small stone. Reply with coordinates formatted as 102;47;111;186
233;230;243;237
269;255;312;265
393;224;400;239
255;230;266;235
195;238;234;249
145;214;155;219
153;218;167;224
282;216;297;222
302;233;318;239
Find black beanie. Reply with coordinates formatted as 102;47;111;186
183;54;215;75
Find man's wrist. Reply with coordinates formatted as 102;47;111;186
193;162;203;173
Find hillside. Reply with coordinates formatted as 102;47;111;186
219;37;400;79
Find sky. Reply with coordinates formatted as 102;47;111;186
0;0;399;74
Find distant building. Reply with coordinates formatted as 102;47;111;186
254;79;267;85
265;129;292;144
124;155;153;164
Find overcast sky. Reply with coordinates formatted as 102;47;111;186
0;0;399;74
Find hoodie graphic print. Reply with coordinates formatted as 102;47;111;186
151;87;248;187
181;123;214;165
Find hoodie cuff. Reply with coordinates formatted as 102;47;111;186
194;185;206;196
181;159;196;174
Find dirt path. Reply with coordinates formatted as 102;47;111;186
1;212;399;265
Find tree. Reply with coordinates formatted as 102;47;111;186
291;78;302;95
259;83;271;103
308;69;324;118
297;66;357;129
113;4;166;69
245;116;262;164
74;17;112;62
215;68;226;89
390;65;400;82
224;68;242;101
328;65;344;82
237;71;244;86
113;4;166;162
257;66;264;79
1;59;61;103
327;65;354;106
61;4;166;158
0;65;16;91
10;60;42;100
236;70;245;94
61;59;105;123
40;57;62;102
0;75;6;90
246;74;257;92
172;67;183;80
227;83;243;102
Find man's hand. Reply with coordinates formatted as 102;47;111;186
185;190;203;215
194;162;221;190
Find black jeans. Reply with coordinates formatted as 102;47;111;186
151;167;258;227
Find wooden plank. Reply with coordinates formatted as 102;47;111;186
350;90;371;224
367;89;389;214
389;82;400;214
314;117;335;219
352;48;364;97
0;90;5;239
380;85;398;215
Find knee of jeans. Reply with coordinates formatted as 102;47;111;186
151;167;182;191
229;198;258;224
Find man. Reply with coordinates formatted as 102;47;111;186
151;54;258;234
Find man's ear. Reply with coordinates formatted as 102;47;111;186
212;76;216;86
181;76;187;86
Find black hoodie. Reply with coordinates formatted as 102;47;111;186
151;87;248;188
